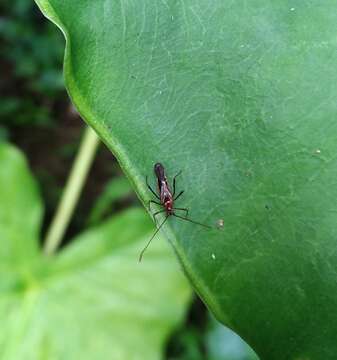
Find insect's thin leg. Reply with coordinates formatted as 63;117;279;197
172;213;211;229
173;190;184;202
153;209;166;224
139;215;169;262
172;170;182;196
173;207;189;217
146;175;160;199
149;199;161;212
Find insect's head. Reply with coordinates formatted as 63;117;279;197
154;162;165;179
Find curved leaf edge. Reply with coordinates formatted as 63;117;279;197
34;0;231;332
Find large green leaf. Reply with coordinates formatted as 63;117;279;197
0;143;190;359
34;1;337;358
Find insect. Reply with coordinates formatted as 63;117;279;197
139;162;211;261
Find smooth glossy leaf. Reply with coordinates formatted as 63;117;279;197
0;143;190;359
35;2;337;358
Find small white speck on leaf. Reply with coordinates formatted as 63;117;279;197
290;7;295;11
211;253;216;260
217;219;224;229
315;149;321;154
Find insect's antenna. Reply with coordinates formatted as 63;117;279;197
139;215;169;262
173;213;211;229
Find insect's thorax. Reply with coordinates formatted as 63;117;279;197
159;179;173;213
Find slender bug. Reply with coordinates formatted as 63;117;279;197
139;162;211;262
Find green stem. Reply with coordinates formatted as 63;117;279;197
43;126;100;255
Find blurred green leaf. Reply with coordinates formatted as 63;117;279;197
0;143;42;267
0;143;191;359
87;176;133;225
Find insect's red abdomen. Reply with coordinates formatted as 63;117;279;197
164;199;173;214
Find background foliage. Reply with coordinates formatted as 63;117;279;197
0;0;64;128
0;143;191;360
